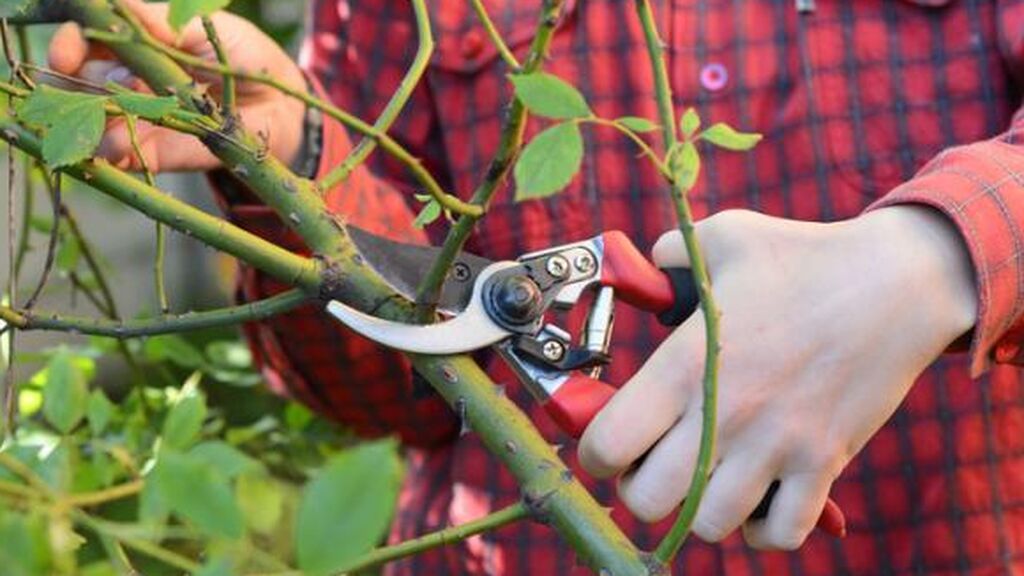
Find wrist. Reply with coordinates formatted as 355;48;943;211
853;206;978;347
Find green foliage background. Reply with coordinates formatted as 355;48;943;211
0;2;406;575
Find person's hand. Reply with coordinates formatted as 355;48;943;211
47;0;307;172
578;206;977;550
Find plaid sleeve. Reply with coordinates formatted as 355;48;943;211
869;0;1024;377
211;0;459;446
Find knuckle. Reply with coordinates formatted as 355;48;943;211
693;514;733;543
769;528;812;551
619;483;672;523
578;429;632;478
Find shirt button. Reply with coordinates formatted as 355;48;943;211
700;62;729;92
996;342;1020;362
461;30;485;59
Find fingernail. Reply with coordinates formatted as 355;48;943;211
105;66;132;84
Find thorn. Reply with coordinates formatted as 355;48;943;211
457;397;471;436
504;441;518;454
549;443;564;454
493;384;506;397
288;212;301;226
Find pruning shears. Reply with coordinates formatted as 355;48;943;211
327;226;846;537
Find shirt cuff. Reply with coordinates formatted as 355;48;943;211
869;138;1024;377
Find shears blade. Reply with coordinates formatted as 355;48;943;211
347;225;493;315
326;261;519;354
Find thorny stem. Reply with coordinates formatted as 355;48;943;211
200;15;235;116
0;113;321;291
124;114;169;313
471;0;523;71
321;0;434;190
414;0;566;315
6;2;655;571
634;0;721;564
0;288;309;338
82;27;481;219
339;502;530;573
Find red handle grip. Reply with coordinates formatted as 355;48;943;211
599;230;675;313
545;374;617;440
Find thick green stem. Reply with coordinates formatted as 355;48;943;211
415;0;565;313
340;502;529;573
413;355;657;574
320;0;435;190
633;0;721;563
5;288;308;338
0;114;320;292
10;2;658;571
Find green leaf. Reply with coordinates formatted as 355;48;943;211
167;0;232;31
509;72;592;120
42;349;89;434
514;122;584;201
680;107;701;139
15;85;108;168
161;372;207;450
668;141;701;191
153;450;245;539
18;389;41;417
285;402;314;431
295;440;403;575
616;116;659;133
237;472;284;534
144;335;204;368
86;390;114;436
0;0;36;17
189;441;260;479
700;123;762;151
0;511;52;576
205;341;252;370
412;199;441;229
112;93;179;121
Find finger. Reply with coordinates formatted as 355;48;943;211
578;314;705;478
690;453;774;543
742;473;831;551
99;121;220;173
652;229;690;268
123;0;216;51
615;412;704;522
48;23;89;74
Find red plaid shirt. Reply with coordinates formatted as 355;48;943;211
221;0;1024;573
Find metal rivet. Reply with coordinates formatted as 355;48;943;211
546;255;570;278
452;262;471;282
542;340;566;362
574;253;595;274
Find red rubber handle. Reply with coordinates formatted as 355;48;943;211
545;374;617;440
599;230;676;313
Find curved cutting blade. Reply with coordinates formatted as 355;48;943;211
326;262;515;354
347;225;494;314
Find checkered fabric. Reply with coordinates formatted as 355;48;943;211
216;0;1024;573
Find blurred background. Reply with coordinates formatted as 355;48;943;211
0;0;307;378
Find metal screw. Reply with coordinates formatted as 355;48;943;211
542;339;566;362
452;262;471;282
574;253;595;274
546;255;570;278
